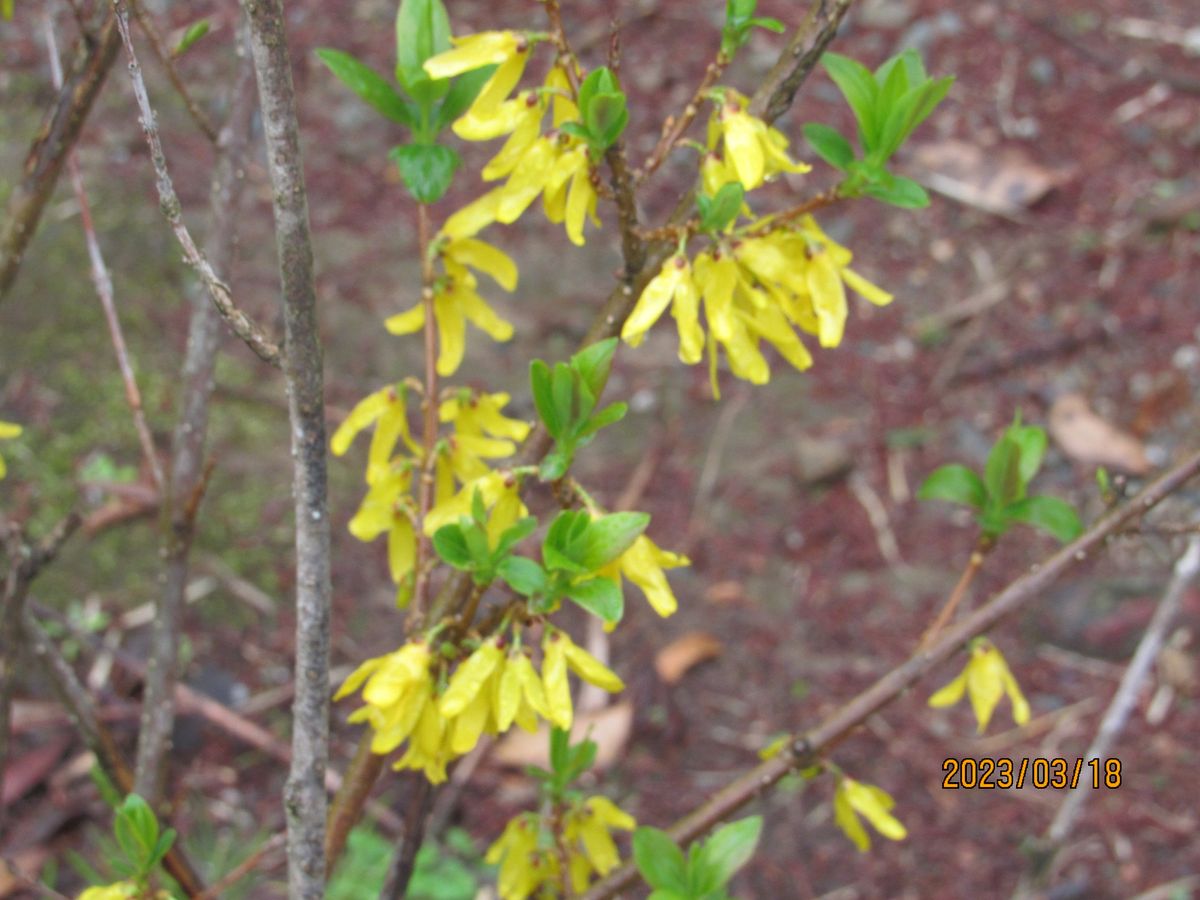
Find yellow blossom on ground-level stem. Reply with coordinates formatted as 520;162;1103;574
600;534;689;617
833;775;907;852
0;420;20;480
928;639;1031;733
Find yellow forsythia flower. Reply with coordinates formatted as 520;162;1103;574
423;31;531;137
600;535;689;617
424;469;527;537
338;641;434;754
0;420;20;480
77;883;139;900
439;390;531;483
707;90;810;191
621;254;699;357
562;796;636;892
542;628;625;731
439;638;506;755
833;775;907;852
486;814;560;900
928;639;1031;733
330;385;415;484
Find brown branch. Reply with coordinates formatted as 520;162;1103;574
748;0;853;122
637;59;727;184
0;9;120;301
129;0;219;142
134;31;258;804
111;1;283;368
580;446;1200;899
917;539;992;649
409;205;440;633
41;11;166;496
379;776;435;900
239;0;332;895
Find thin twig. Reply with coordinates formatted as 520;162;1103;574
918;542;990;649
1016;537;1200;894
129;0;219;142
0;8;120;301
239;0;332;894
134;34;258;803
409;205;440;633
111;1;283;368
42;10;166;495
579;447;1200;899
637;59;727;184
379;777;435;900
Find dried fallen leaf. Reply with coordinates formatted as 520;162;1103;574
654;632;723;685
1;736;70;806
0;848;50;899
1048;394;1151;475
492;701;632;771
704;580;747;605
908;139;1068;216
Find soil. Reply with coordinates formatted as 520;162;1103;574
2;1;1199;898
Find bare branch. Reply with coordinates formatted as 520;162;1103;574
110;1;283;368
749;0;853;122
42;10;166;496
580;448;1200;899
133;33;259;803
0;9;120;301
238;0;332;894
129;0;219;143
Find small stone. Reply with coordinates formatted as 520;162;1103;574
1028;56;1057;85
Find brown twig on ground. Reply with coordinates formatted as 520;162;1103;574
579;447;1200;900
41;10;166;496
238;0;333;894
111;1;282;368
0;8;120;301
129;0;219;142
134;37;258;804
1015;536;1200;896
0;513;81;834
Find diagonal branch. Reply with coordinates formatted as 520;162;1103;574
133;32;259;804
0;9;120;302
579;447;1200;899
238;1;333;896
129;0;219;143
110;1;283;368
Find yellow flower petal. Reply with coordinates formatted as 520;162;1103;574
622;256;686;346
842;266;893;306
563;640;624;693
434;290;467;376
444;188;504;239
330;388;390;456
384;304;426;336
542;632;573;730
423;31;521;79
806;251;848;348
446;237;518;291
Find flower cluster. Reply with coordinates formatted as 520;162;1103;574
331;386;529;605
928;639;1031;733
336;627;623;783
621;215;891;388
486;795;636;899
0;420;20;480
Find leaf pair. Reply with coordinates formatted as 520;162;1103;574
535;509;650;624
720;0;784;58
525;728;598;801
111;795;176;884
695;183;745;234
531;338;628;481
316;0;492;203
918;415;1083;543
803;49;954;208
432;489;537;586
560;67;629;154
633;816;762;900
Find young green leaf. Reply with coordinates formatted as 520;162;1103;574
394;0;452;107
698;182;746;232
862;173;929;208
317;49;416;127
820;53;879;148
578;402;628;439
1008;423;1048;487
539;449;570;482
496;556;547;597
1003;495;1083;543
432;523;472;568
549;726;571;775
571;338;619;401
550;363;576;437
435;65;497;130
173;19;211;57
389;144;461;204
530;359;561;438
917;464;987;509
493;516;538;559
565;576;624;624
984;435;1024;508
690;816;762;893
632;827;688;892
803;122;855;170
577;511;650;571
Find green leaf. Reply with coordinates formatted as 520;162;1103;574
494;516;538;559
530;359;560;438
147;829;176;869
435;64;496;131
578;511;650;571
862;172;929;208
114;795;159;870
389;143;461;204
820;52;879;148
802;122;855;170
571;338;619;401
748;16;784;33
917;464;987;509
646;892;689;900
984;435;1024;507
578;402;628;439
551;363;576;437
565;576;624;624
316;49;415;127
691;816;762;892
1008;424;1048;487
563;738;598;782
1004;495;1083;543
543;511;592;574
586;92;629;150
461;521;491;568
633;827;688;891
539;449;570;482
496;556;547;597
699;182;745;232
549;727;570;775
395;0;452;107
432;524;472;568
173;19;210;57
